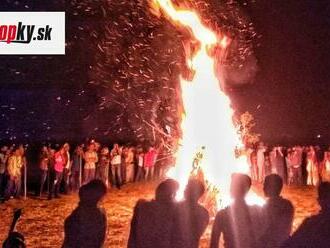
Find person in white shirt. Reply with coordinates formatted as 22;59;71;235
321;151;330;182
110;144;122;188
306;146;319;186
84;143;98;184
135;149;144;182
125;147;135;183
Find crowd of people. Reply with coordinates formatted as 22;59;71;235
63;175;330;248
3;173;330;247
0;140;162;202
246;143;330;186
2;139;330;247
1;140;330;202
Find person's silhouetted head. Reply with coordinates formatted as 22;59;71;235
155;179;179;203
184;179;205;203
79;179;107;207
230;173;251;200
264;174;283;198
318;182;330;212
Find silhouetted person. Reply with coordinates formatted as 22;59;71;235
261;174;294;248
3;232;25;248
172;179;209;248
282;182;330;248
210;173;263;248
128;179;179;248
62;179;107;248
3;209;25;248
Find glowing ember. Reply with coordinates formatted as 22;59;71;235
151;0;264;208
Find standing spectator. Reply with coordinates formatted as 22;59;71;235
97;147;110;187
93;141;101;178
290;146;303;185
315;145;323;165
121;146;128;184
125;147;135;183
84;143;98;184
135;149;144;182
39;146;49;197
144;146;158;181
172;179;209;248
321;150;330;182
256;143;267;182
271;147;286;184
110;144;122;188
210;173;264;248
299;146;308;185
286;150;294;186
260;174;294;248
264;155;272;177
47;148;56;200
19;145;27;197
306;146;319;186
62;179;107;248
0;146;9;199
50;146;66;199
269;148;277;174
71;146;84;192
5;148;23;200
250;150;258;181
62;143;71;194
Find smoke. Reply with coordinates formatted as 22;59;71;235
218;53;258;87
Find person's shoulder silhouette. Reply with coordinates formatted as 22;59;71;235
210;173;264;248
128;179;179;248
3;232;25;248
282;182;330;248
172;179;209;248
62;179;107;248
261;174;294;248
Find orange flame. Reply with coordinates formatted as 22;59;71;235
151;0;264;207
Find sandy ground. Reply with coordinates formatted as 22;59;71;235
0;182;320;247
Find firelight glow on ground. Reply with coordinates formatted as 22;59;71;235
0;183;319;247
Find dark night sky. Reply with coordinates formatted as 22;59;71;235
241;0;330;145
0;0;329;145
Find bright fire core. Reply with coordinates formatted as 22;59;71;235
151;0;264;208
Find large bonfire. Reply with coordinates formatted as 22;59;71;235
150;0;262;210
